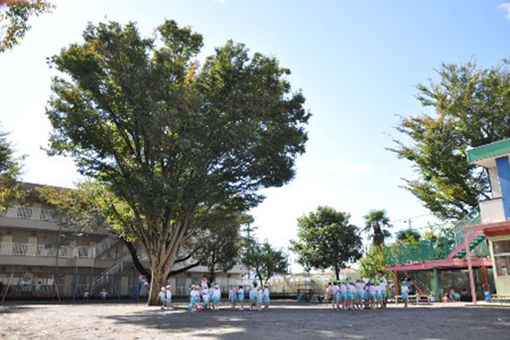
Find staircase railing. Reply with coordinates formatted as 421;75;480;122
451;207;481;251
94;236;120;258
91;253;133;293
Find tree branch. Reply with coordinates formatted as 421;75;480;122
168;261;200;278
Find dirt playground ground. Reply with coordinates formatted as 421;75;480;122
1;300;509;339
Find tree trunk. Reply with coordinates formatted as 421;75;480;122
148;257;172;305
334;266;340;280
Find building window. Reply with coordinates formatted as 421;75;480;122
493;240;510;276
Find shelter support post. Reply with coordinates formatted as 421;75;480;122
433;268;440;300
393;271;399;295
464;228;477;304
481;264;488;292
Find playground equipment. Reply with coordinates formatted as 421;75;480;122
0;272;60;304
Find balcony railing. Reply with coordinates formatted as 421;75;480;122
0;206;63;222
0;242;95;258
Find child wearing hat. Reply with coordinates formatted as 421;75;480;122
263;285;270;309
165;285;172;310
211;284;221;310
158;287;167;310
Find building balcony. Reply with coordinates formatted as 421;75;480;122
0;206;63;222
480;197;506;224
0;243;95;259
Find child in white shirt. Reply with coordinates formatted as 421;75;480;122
158;287;167;310
211;284;221;310
165;285;172;310
237;286;245;310
401;281;409;308
249;285;258;311
263;285;270;309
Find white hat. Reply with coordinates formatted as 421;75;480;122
161;287;165;291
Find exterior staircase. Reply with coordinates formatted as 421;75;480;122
447;207;488;259
91;253;134;294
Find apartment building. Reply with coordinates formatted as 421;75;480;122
0;183;244;300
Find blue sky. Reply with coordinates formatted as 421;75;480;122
2;0;510;270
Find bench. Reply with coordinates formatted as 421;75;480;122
491;294;510;304
393;294;430;304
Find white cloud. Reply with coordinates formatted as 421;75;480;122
499;3;510;20
327;160;393;176
214;0;226;5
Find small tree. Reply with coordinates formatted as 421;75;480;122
358;245;386;279
395;229;421;244
241;239;288;285
0;129;22;210
363;209;392;247
290;206;362;280
194;209;250;282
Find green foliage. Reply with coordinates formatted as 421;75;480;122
0;129;22;210
395;228;421;244
363;209;392;247
241;239;288;285
290;206;362;280
0;0;53;52
194;208;250;282
389;60;510;220
44;19;308;303
358;245;386;279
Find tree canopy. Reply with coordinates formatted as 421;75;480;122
241;239;288;285
363;209;392;247
45;19;309;304
291;206;362;280
390;60;510;220
0;0;53;52
395;228;421;244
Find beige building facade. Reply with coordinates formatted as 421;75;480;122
0;184;244;300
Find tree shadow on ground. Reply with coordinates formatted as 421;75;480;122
0;305;40;314
104;306;510;340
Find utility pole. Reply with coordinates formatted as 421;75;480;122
240;223;257;280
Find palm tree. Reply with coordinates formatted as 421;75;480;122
363;209;392;247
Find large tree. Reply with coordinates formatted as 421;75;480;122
290;206;362;280
0;0;53;52
241;239;288;285
45;20;309;304
0;129;22;210
363;209;392;247
390;60;510;220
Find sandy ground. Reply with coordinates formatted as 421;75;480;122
1;301;510;339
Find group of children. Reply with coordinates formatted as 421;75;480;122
326;274;393;310
157;285;173;310
228;283;270;311
183;276;271;312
